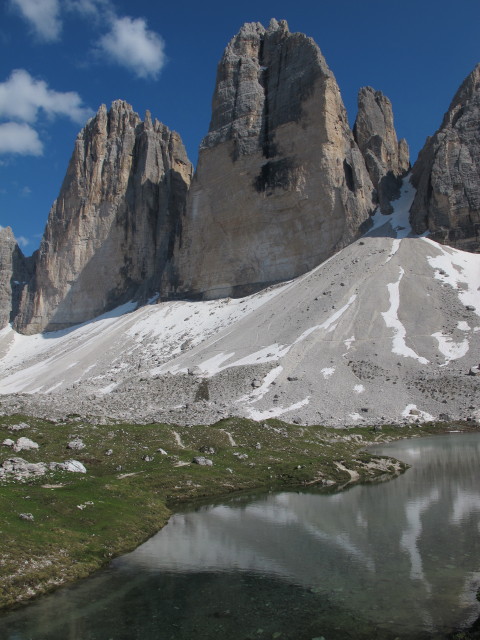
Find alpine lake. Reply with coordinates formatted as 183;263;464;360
1;422;480;639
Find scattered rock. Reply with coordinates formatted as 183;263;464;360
2;439;15;447
192;456;213;466
0;457;48;480
50;460;87;473
8;422;29;431
19;513;34;522
157;448;168;455
142;455;154;462
14;437;39;452
199;446;215;455
67;439;86;451
104;449;113;456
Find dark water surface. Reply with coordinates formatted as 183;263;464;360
2;432;480;639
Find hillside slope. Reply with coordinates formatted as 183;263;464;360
0;181;478;426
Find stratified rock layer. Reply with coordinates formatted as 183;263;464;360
0;228;31;330
353;87;409;214
15;101;192;334
410;64;480;251
171;19;374;299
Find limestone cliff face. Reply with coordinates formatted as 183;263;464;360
353;87;409;214
171;19;374;299
15;101;192;334
410;64;480;251
0;228;31;330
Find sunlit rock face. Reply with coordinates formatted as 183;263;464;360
410;64;480;252
353;86;410;214
14;101;192;335
170;19;374;300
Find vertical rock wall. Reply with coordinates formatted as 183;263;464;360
0;227;32;330
171;19;374;299
410;64;480;251
15;101;192;334
353;87;409;214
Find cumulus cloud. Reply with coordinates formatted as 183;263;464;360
17;235;30;248
0;122;43;155
0;69;93;124
10;0;62;42
99;16;166;79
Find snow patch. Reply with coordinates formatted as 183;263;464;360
321;367;335;379
246;397;310;421
432;332;469;365
382;267;429;364
424;239;480;315
354;384;365;394
366;178;419;239
402;404;435;422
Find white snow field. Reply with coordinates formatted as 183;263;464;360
0;181;479;426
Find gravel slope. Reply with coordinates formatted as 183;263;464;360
0;230;478;427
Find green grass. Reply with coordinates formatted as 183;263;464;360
0;413;476;610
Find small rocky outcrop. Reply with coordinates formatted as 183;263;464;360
410;64;480;251
14;101;192;335
171;19;374;299
0;227;32;330
353;87;410;214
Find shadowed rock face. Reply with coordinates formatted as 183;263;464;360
14;101;192;335
0;228;32;330
170;19;374;300
410;64;480;252
353;87;410;214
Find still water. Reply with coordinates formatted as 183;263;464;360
2;432;480;639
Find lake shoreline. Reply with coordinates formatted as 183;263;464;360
0;414;478;617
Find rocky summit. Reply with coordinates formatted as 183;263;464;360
410;63;480;251
353;87;410;214
13;101;192;335
171;19;375;300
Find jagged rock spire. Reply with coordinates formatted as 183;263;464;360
410;64;480;251
171;19;374;299
353;87;409;214
14;101;192;334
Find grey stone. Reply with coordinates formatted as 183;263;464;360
170;19;374;301
199;446;216;454
410;64;480;252
192;456;213;466
14;101;192;335
67;439;86;451
19;513;34;521
13;437;39;452
353;87;409;213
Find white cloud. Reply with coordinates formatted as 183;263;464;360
10;0;61;42
99;16;165;79
17;235;29;248
65;0;113;20
0;122;43;155
0;69;93;124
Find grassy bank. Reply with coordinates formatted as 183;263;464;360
0;414;474;611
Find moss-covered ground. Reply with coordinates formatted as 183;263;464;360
0;414;476;611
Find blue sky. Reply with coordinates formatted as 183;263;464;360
1;0;479;255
